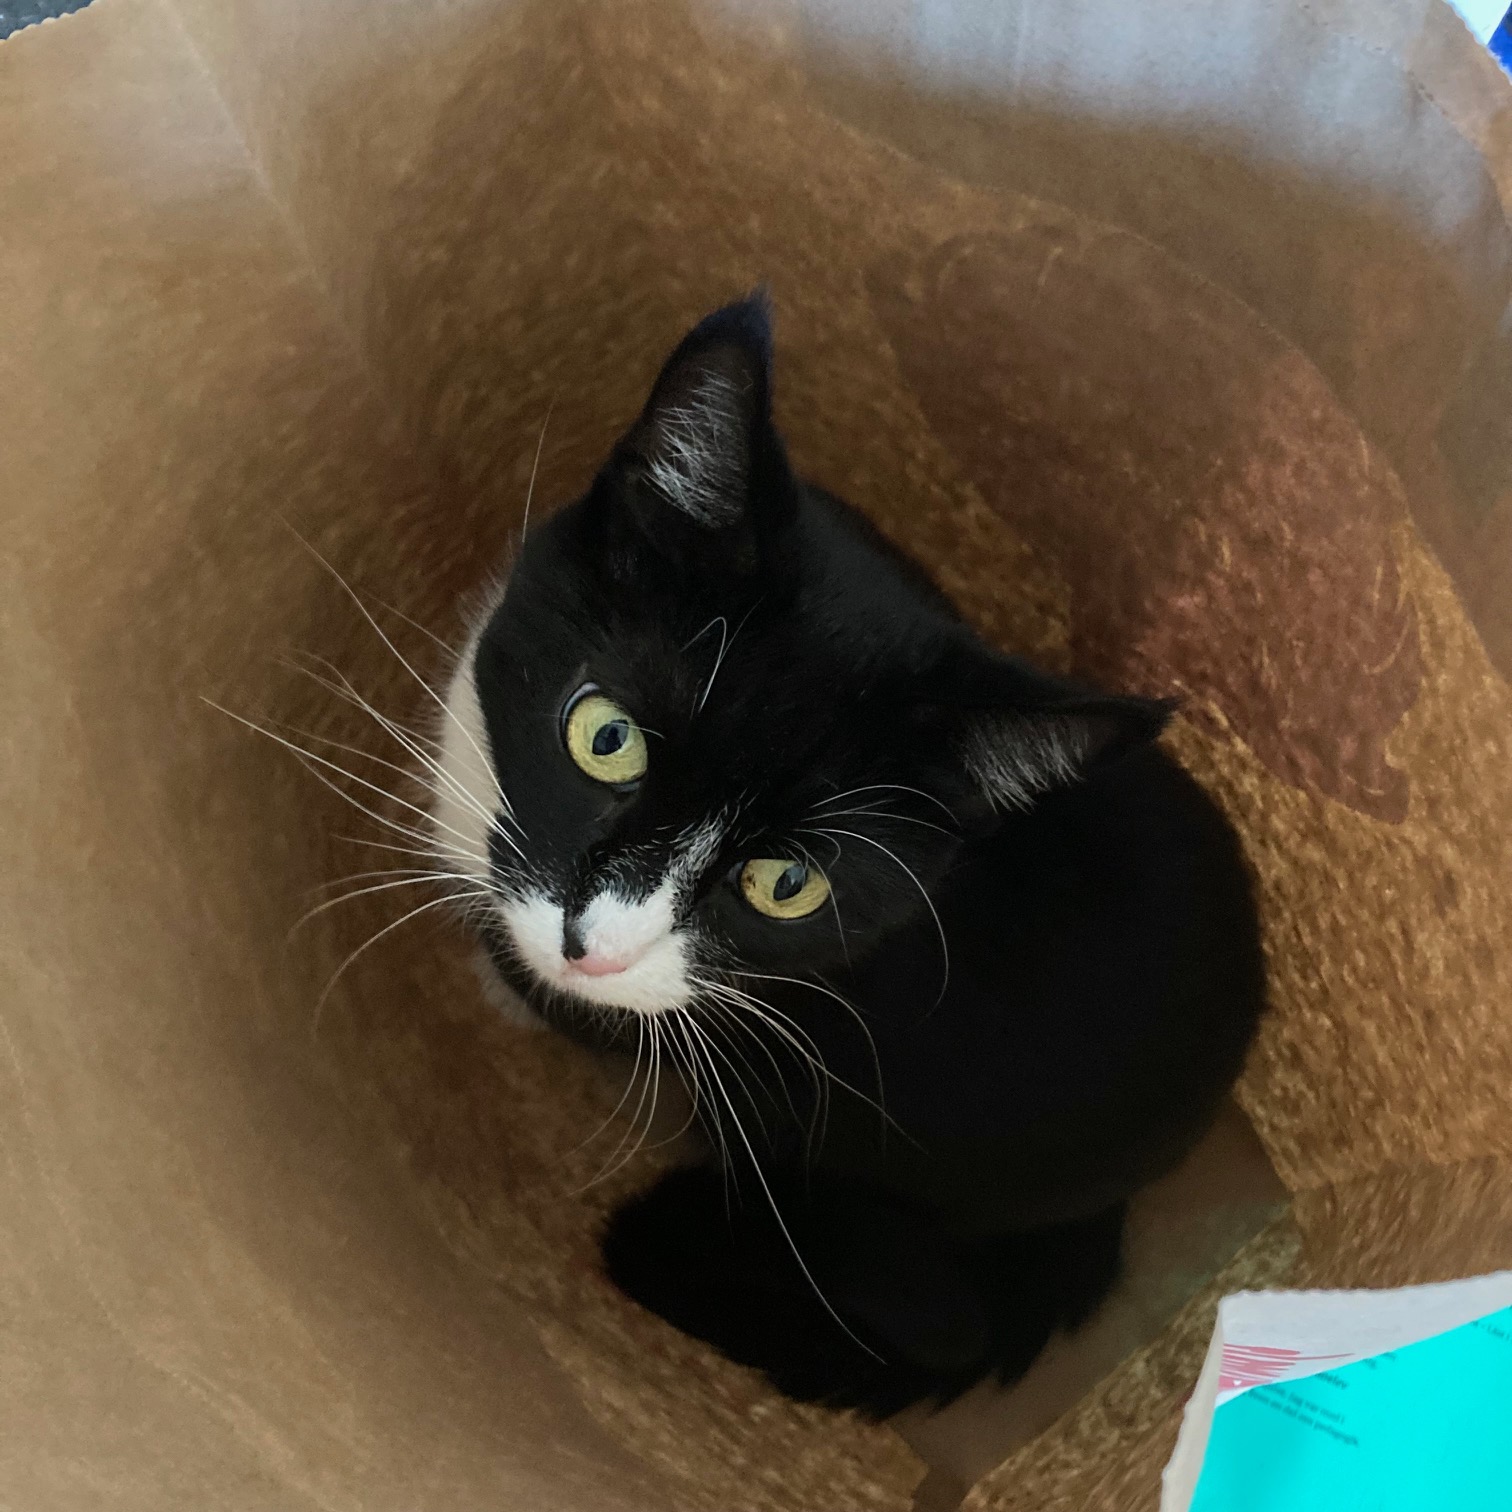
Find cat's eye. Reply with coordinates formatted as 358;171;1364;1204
738;858;831;920
563;687;648;786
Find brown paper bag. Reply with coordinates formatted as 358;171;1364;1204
3;1;1509;1508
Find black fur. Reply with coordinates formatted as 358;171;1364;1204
466;295;1266;1415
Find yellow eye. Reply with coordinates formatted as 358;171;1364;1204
564;689;648;785
739;858;831;920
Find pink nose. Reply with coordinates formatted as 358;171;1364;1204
569;952;631;977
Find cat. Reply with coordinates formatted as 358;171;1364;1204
430;293;1266;1416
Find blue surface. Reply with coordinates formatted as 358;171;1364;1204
1190;1305;1512;1512
1;1;92;39
1493;8;1512;72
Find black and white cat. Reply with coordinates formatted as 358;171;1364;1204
431;295;1266;1416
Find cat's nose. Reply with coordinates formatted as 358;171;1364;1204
569;951;633;977
561;904;655;978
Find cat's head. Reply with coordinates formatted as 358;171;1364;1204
433;295;1169;1019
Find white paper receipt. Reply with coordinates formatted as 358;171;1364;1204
1162;1270;1512;1511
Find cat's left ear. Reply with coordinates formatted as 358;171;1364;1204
606;292;793;569
925;644;1176;818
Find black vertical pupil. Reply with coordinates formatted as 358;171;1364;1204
592;719;629;757
773;863;807;902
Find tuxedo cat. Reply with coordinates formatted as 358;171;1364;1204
431;295;1265;1415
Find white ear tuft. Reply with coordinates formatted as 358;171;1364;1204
643;367;748;527
961;714;1091;811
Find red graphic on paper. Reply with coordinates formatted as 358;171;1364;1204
1218;1345;1352;1394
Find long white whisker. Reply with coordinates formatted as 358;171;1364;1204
697;979;830;1087
231;719;463;863
371;597;456;656
289;654;445;756
301;766;479;863
807;805;956;838
698;983;827;1083
671;1012;729;1172
796;837;852;973
696;602;757;715
638;1013;705;1154
291;876;486;931
572;1017;652;1191
681;616;722;653
697;989;825;1158
282;715;499;840
260;738;462;862
811;782;958;824
309;865;468;895
206;701;489;861
519;402;554;547
294;657;523;852
808;826;951;1008
624;1014;663;1170
728;966;897;1135
694;617;728;714
332;834;480;868
694;1000;790;1143
311;893;459;1041
294;874;489;932
681;1016;883;1362
285;528;512;824
704;976;906;1144
730;967;879;1058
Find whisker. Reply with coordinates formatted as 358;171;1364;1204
519;401;554;547
279;715;498;840
727;966;899;1136
332;834;481;868
696;989;825;1159
571;1016;652;1191
693;999;789;1143
696;979;829;1087
806;826;951;1009
695;602;757;715
299;770;477;862
811;782;958;824
284;526;516;825
206;700;489;862
693;617;727;714
806;805;956;838
310;893;460;1041
371;597;456;657
681;616;723;653
309;865;468;895
289;652;445;756
294;873;489;933
292;657;524;855
705;976;906;1145
796;837;851;973
670;1012;730;1173
681;1016;884;1362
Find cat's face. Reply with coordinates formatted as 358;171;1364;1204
433;296;1166;1020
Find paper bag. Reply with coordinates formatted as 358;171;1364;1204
2;1;1509;1509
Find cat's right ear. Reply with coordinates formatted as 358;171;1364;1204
600;292;795;574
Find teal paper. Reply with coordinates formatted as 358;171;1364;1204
1190;1305;1512;1511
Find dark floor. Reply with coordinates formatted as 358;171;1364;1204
1;0;93;39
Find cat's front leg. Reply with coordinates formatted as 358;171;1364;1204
601;1164;999;1416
